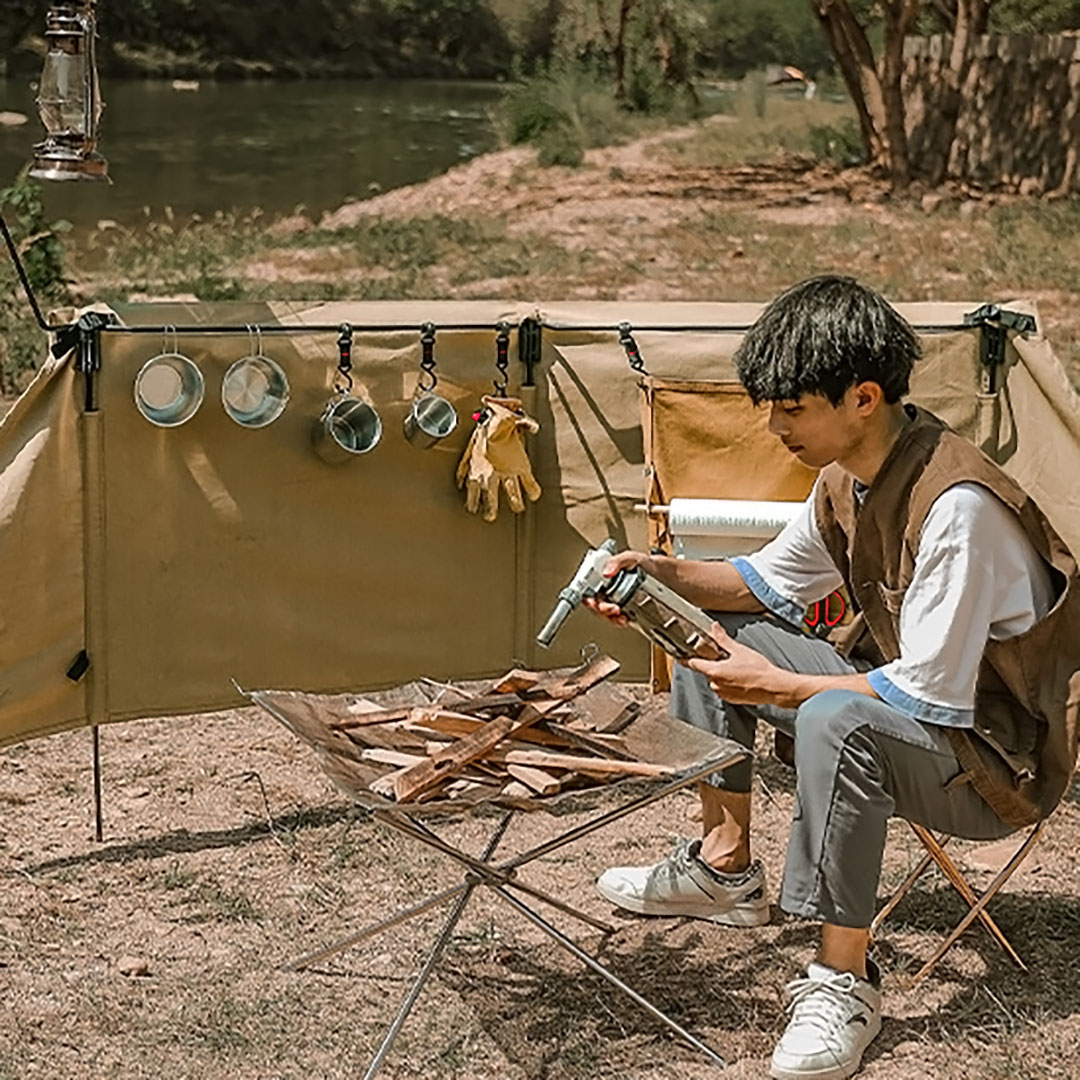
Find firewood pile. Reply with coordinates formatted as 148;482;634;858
249;654;680;810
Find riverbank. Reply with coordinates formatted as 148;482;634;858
64;110;1080;385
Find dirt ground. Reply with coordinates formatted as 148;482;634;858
2;671;1079;1080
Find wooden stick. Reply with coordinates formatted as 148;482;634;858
330;706;414;730
506;763;562;796
496;749;673;776
598;701;642;735
544;722;635;761
360;748;426;768
392;716;518;803
489;669;542;694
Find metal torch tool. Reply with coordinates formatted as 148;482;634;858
536;540;728;662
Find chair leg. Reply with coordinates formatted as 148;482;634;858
911;824;1027;970
907;822;1043;985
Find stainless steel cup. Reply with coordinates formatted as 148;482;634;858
313;395;382;463
134;352;205;427
403;391;458;449
221;354;290;428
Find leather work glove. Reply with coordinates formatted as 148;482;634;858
456;396;542;522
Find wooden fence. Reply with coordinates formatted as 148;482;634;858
904;33;1080;194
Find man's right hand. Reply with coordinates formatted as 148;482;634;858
582;549;657;627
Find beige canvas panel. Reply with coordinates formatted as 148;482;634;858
96;301;530;723
997;328;1080;556
0;354;86;743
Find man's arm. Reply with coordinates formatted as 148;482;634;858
635;553;766;612
583;550;765;626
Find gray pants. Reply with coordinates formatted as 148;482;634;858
671;613;1014;928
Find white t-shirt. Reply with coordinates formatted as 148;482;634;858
730;481;1056;728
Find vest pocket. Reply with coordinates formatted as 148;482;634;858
973;689;1039;782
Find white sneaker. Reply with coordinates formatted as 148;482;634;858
595;838;769;925
770;960;882;1080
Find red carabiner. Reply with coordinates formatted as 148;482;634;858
824;590;846;627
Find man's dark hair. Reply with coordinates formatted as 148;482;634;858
733;275;921;406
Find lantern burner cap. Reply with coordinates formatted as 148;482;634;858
30;144;109;182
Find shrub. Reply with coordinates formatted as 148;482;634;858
808;117;866;166
0;171;70;397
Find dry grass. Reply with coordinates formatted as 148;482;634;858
1;698;1079;1080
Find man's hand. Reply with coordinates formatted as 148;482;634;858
686;621;783;706
581;549;656;627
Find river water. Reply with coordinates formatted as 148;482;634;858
0;78;503;229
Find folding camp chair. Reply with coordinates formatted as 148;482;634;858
871;819;1045;984
249;686;750;1080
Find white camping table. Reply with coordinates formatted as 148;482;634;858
251;689;749;1079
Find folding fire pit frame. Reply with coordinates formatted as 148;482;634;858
253;688;748;1080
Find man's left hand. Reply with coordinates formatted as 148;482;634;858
686;621;783;706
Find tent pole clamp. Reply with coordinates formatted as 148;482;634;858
963;304;1036;394
52;311;117;413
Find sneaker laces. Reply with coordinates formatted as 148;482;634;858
782;969;862;1049
641;837;713;898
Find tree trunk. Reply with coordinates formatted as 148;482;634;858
596;0;640;101
879;0;922;189
813;0;890;173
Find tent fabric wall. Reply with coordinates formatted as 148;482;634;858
0;298;1074;748
0;353;86;740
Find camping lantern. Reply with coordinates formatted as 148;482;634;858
29;1;109;182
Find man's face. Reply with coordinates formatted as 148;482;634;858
766;389;864;469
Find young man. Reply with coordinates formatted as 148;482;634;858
587;276;1080;1080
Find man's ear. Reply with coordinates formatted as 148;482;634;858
852;381;884;414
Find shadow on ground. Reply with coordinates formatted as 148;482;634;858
20;800;365;875
432;882;1080;1079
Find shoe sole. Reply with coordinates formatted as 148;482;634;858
595;879;770;926
769;1014;882;1080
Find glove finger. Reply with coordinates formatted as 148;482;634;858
465;477;482;515
482;475;500;522
503;474;525;514
456;433;478;487
521;471;542;503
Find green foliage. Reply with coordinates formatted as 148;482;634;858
0;171;69;398
499;64;638;166
808;117;866;166
5;0;841;83
537;125;586;167
699;0;834;78
990;0;1080;33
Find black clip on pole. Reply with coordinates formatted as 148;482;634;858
619;321;647;376
494;321;511;397
336;323;354;394
419;321;437;393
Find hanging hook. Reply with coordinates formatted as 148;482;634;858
419;322;437;393
619;321;647;376
493;321;511;397
334;323;354;395
164;324;178;356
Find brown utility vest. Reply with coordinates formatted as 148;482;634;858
814;405;1080;828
